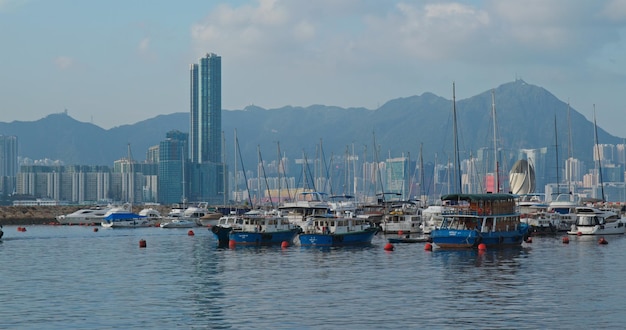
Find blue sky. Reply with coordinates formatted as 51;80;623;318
1;0;626;136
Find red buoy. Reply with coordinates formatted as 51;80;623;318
228;240;236;249
397;230;404;236
577;231;582;236
424;243;432;251
384;243;394;251
281;241;289;248
562;236;570;244
478;243;487;251
599;237;608;245
139;239;147;248
188;230;195;236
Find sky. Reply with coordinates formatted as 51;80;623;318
1;0;626;136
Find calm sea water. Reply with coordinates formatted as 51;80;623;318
1;225;626;329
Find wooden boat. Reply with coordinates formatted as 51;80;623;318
430;193;529;249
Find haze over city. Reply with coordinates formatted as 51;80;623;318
2;0;626;136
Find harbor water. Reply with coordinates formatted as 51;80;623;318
1;225;626;329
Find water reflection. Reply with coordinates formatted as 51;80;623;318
434;246;526;263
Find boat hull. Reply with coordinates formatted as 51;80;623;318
431;225;529;249
567;223;626;235
229;229;300;246
160;220;196;228
211;225;233;246
101;219;153;228
299;228;377;247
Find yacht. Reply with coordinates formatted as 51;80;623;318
56;205;112;225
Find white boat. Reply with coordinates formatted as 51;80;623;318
56;205;111;225
279;192;331;228
567;206;626;235
139;208;162;222
549;194;581;231
196;211;222;227
379;201;423;234
420;205;445;234
160;218;196;228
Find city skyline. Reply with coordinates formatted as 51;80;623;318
1;1;626;136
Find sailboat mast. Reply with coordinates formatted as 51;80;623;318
222;131;226;206
276;142;282;204
566;102;574;194
554;115;560;196
491;89;499;193
452;82;462;194
593;106;605;201
419;143;425;201
127;143;134;205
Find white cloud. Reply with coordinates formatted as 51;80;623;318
0;0;27;12
601;0;626;22
138;37;150;52
186;0;626;133
54;56;73;70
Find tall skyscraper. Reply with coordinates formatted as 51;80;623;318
188;53;226;203
190;53;222;164
0;135;18;195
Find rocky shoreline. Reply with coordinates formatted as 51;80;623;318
0;205;174;226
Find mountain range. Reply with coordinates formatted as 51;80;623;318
0;79;621;171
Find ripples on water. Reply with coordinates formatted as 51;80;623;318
1;226;626;329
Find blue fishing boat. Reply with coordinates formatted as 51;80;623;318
430;194;529;249
211;212;244;246
298;215;378;247
228;211;301;246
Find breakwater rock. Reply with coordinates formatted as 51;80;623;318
0;205;174;226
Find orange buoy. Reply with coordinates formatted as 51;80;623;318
397;230;404;236
478;243;487;251
562;236;570;244
93;227;98;232
424;243;433;251
281;241;289;248
384;243;394;251
139;239;147;248
188;230;195;236
599;237;608;245
228;240;236;249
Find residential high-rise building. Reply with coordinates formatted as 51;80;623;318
0;135;18;195
188;53;226;204
190;53;221;164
